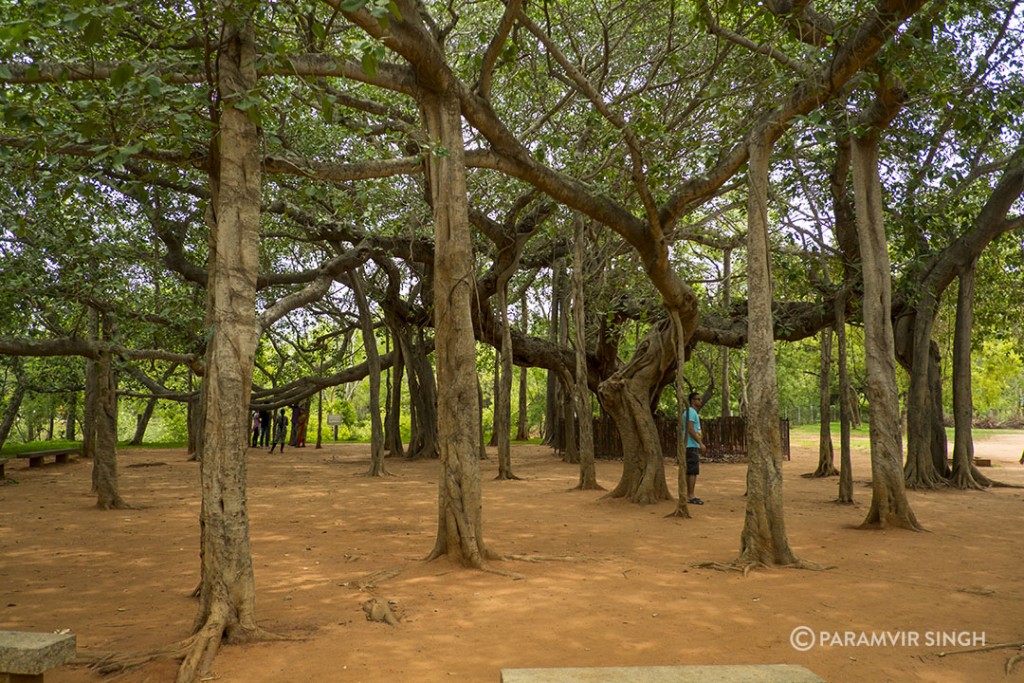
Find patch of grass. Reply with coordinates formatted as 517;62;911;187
0;439;80;456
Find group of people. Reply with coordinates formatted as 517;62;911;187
250;407;299;454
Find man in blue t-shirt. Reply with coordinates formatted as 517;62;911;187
683;392;707;505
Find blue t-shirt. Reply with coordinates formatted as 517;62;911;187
684;406;701;448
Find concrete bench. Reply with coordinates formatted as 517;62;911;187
0;630;76;682
15;448;81;469
500;665;825;683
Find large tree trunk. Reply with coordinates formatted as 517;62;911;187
897;303;947;488
177;16;264;683
810;327;837;477
407;328;439;459
851;133;921;530
950;259;991;489
351;269;388;476
737;137;799;566
421;87;492;567
572;214;600;490
93;327;128;510
599;318;674;504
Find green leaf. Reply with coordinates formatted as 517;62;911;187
83;15;104;46
361;51;377;78
110;62;135;89
340;0;366;11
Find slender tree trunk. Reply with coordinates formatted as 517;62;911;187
495;285;519;478
0;381;26;452
950;260;991;488
835;294;854;503
84;309;98;466
421;88;492;567
810;327;838;476
720;248;732;418
737;136;799;566
851;133;921;530
559;262;577;463
351;269;388;476
177;16;264;683
385;339;405;457
543;266;562;447
516;295;530;440
64;392;77;441
130;398;158;446
571;215;600;490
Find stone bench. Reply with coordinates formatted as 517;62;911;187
15;448;81;469
500;665;825;683
0;630;76;682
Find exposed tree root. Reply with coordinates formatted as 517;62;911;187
570;481;606;492
802;466;839;478
352;565;408;590
495;472;524;481
1008;651;1024;675
504;554;588;563
693;559;833;576
933;640;1023;659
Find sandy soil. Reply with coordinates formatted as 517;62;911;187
2;434;1023;683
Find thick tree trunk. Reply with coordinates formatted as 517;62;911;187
737;137;799;566
810;327;837;477
851;134;921;530
177;17;264;683
407;329;439;459
950;260;991;489
572;215;600;490
93;339;128;509
421;88;492;567
351;269;389;476
599;318;674;504
897;303;947;488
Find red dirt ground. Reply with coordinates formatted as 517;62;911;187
2;434;1023;683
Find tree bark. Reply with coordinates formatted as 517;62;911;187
177;16;264;683
0;379;26;452
543;264;562;448
810;327;837;476
516;295;530;440
851;133;921;530
720;248;732;418
93;345;127;509
950;259;991;489
834;293;855;503
572;214;600;490
420;87;492;567
737;136;799;566
351;268;388;476
83;309;98;465
897;302;947;488
384;337;405;457
599;318;674;504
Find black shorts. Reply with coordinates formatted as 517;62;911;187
685;447;701;476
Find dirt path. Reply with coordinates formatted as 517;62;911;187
2;434;1023;682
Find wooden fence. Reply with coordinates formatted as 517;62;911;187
592;413;790;462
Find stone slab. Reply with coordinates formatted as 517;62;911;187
501;665;824;683
0;632;76;675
